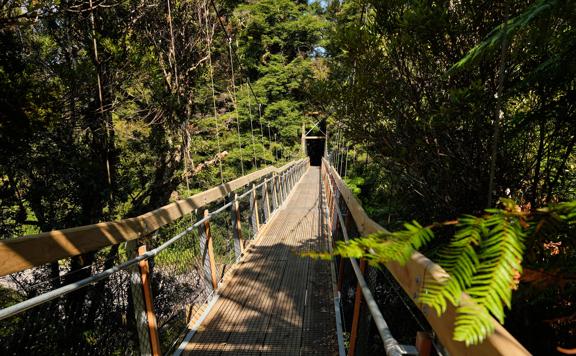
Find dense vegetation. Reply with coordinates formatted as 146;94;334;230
320;0;576;353
0;0;325;352
0;0;325;238
1;0;575;354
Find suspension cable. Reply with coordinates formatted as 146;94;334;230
209;0;277;164
183;123;191;193
204;1;224;183
247;86;258;167
261;103;272;145
210;0;261;106
251;81;266;149
227;37;245;176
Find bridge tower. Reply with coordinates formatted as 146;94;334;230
301;117;326;166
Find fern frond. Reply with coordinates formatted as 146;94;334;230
332;221;435;266
327;198;576;346
454;303;495;346
420;216;483;314
465;213;525;326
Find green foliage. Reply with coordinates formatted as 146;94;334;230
343;176;365;196
321;0;576;227
0;0;325;237
329;198;576;345
452;0;560;70
332;221;434;265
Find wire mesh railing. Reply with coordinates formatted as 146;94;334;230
0;250;140;355
0;159;308;355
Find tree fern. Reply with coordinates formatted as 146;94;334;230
453;211;525;344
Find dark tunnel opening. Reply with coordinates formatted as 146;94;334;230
306;139;325;166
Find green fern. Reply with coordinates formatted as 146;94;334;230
330;221;434;266
419;216;485;315
324;198;576;346
453;211;525;344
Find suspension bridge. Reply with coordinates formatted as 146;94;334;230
0;152;530;355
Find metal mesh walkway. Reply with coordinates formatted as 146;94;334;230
182;166;337;355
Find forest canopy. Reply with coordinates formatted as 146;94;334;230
1;0;575;354
0;0;327;238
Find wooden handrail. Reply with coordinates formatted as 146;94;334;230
0;159;306;277
322;158;530;356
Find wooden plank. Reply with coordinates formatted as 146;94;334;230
261;170;317;354
322;158;530;356
300;202;337;355
0;160;307;277
187;199;291;354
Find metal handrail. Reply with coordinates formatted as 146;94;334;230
322;161;405;356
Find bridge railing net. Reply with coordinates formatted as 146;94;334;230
0;159;308;356
0;249;139;355
147;214;208;354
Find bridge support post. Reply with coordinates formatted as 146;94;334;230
349;258;367;356
333;204;352;292
198;209;218;290
278;174;284;204
250;184;260;237
127;240;154;356
281;173;287;202
416;331;433;356
231;194;244;260
127;241;162;356
271;175;279;212
286;170;291;192
262;180;271;223
285;170;290;193
137;245;162;356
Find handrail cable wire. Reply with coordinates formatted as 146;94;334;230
0;160;306;323
324;162;404;356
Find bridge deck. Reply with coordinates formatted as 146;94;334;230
182;166;337;355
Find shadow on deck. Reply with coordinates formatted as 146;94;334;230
181;167;338;355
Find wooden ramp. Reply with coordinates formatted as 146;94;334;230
182;166;338;355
